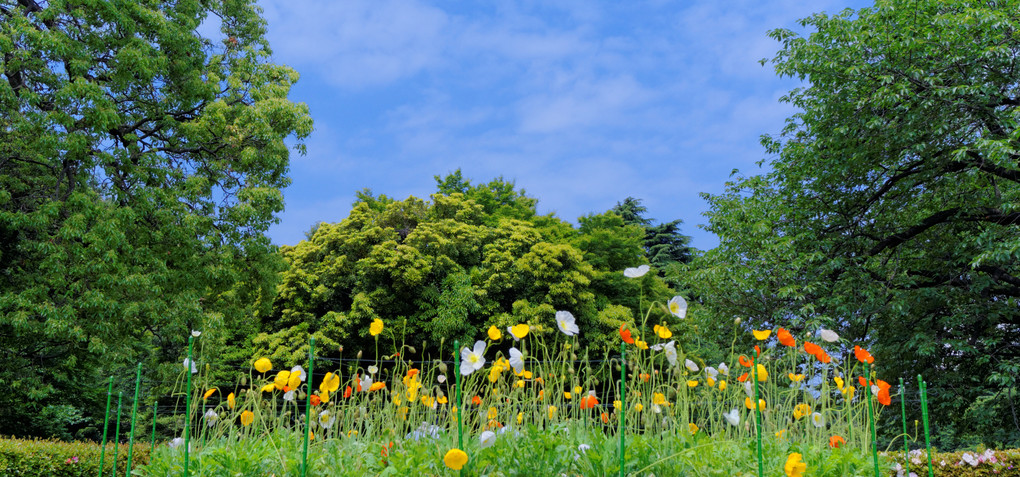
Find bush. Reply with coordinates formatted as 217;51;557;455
0;437;149;477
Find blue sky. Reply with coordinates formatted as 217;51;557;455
252;0;871;250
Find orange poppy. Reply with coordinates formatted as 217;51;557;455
738;372;749;383
579;394;599;410
858;376;869;387
854;346;874;364
472;395;482;405
815;351;832;364
368;382;385;392
777;328;796;347
406;369;420;378
876;379;891;406
803;342;822;356
310;395;321;406
754;345;761;356
344;385;352;398
738;355;753;368
619;325;635;345
640;373;650;382
601;412;610;424
829;435;845;448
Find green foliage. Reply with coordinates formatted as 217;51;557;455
257;173;680;363
686;0;1020;448
609;197;693;274
0;0;311;438
0;437;149;477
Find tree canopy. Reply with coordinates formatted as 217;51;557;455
256;173;685;365
0;0;312;437
686;0;1020;447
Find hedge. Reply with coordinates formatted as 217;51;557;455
0;437;149;477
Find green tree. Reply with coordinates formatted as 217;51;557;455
610;197;693;270
0;0;312;438
690;0;1020;447
258;176;683;365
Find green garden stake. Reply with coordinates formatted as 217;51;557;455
99;376;113;477
900;377;910;476
918;375;934;477
112;392;123;477
126;363;143;476
151;401;158;451
184;336;193;477
302;337;315;477
454;340;463;450
619;343;626;477
751;356;763;477
865;362;879;477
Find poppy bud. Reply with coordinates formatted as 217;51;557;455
298;391;306;400
571;353;577;360
240;376;247;386
439;362;448;374
409;346;417;354
357;350;363;359
734;318;742;325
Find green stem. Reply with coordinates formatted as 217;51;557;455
151;401;158;451
619;343;626;477
919;375;934;477
866;362;879;477
302;337;315;477
184;336;193;477
454;340;463;450
98;376;113;477
126;362;143;476
900;377;910;475
112;393;123;477
752;356;763;477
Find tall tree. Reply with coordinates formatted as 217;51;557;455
610;197;692;269
691;0;1020;447
0;0;312;438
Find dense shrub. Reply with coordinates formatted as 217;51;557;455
0;437;149;477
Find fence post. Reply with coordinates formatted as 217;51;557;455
126;363;143;476
151;401;158;450
184;336;193;477
751;355;763;477
899;377;910;475
112;392;123;476
454;340;463;450
865;362;879;477
919;375;934;477
99;376;113;477
302;337;315;477
619;343;626;477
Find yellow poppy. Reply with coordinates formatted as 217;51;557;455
775;429;787;439
253;358;272;374
564;392;572;400
487;407;498;420
634;403;644;412
614;400;622;410
369;319;384;336
517;412;524;424
487;326;502;340
654;324;673;339
718;380;727;391
287;370;302;390
260;383;275;393
653;393;667;405
834;376;845;391
687;380;699;388
227;392;235;409
788;373;805;382
369;382;385;392
706;377;716;388
203;388;217;400
753;364;768;382
274;371;291;390
320;372;340;393
784;453;806;477
688;423;699;434
635;339;649;350
508;324;530;340
745;397;766;411
240;410;254;426
752;330;772;340
444;448;469;470
548;405;557;419
793;403;811;420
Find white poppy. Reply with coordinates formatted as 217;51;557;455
169;437;184;448
623;264;650;278
191;330;201;337
705;366;719;379
318;410;335;429
460;341;487;376
183;358;197;374
718;362;729;376
652;404;662;414
578;444;591;454
204;409;218;426
359;375;373;391
283;390;295;402
368;366;378;375
744;381;755;398
290;365;306;382
811;412;825;428
479;430;496;448
668;296;688;319
684;359;699;372
723;408;740;427
555;311;579;336
663;341;678;366
509;347;525;374
437;374;447;384
819;329;839;342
